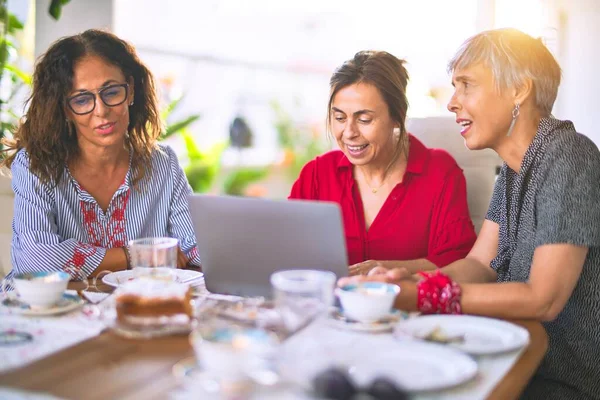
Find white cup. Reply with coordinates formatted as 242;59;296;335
336;282;400;323
2;271;71;308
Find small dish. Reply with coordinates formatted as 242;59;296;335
1;293;84;316
327;307;407;333
102;269;204;288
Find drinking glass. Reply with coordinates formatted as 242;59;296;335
270;269;336;338
190;300;280;397
129;237;178;280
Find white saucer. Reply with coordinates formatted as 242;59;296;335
326;307;407;333
1;293;84;316
102;269;204;288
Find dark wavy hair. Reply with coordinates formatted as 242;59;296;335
327;50;410;160
1;29;162;186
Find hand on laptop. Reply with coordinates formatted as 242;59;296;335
349;260;381;276
348;260;404;276
338;267;411;287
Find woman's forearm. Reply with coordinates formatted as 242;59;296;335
394;280;552;320
91;248;127;276
435;257;497;284
462;282;555;320
394;259;437;274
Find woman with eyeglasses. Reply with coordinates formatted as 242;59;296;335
0;29;201;281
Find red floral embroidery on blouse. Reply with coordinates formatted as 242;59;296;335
67;189;131;270
107;190;130;248
64;244;97;276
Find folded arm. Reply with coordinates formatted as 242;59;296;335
10;153;126;278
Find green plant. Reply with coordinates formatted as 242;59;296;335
160;96;200;140
161;96;271;195
181;130;227;193
160;96;226;193
272;100;329;180
0;3;28;149
0;1;70;149
222;167;269;196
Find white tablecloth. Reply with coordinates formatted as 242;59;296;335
172;318;524;400
0;291;109;374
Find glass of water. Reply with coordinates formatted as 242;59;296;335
190;301;280;396
129;237;178;280
270;269;336;338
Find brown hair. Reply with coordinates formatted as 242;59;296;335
1;29;162;186
327;50;410;159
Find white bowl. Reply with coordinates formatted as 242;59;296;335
13;271;70;308
336;282;400;323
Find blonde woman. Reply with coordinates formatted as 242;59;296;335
340;29;600;399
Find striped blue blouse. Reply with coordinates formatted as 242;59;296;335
6;144;201;281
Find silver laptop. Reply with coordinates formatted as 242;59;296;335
188;194;348;297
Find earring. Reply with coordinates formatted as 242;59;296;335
506;103;520;137
129;100;134;106
393;127;400;136
512;103;520;119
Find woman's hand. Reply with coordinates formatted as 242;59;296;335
348;260;404;276
177;248;189;269
348;260;381;276
339;267;413;287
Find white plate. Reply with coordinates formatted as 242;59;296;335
102;269;204;288
108;319;192;339
395;315;530;355
287;340;477;392
326;308;407;333
350;342;477;392
1;293;84;316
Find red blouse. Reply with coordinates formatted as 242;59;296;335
289;135;476;267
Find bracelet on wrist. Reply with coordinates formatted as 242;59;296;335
416;270;462;315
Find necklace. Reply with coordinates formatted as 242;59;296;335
359;137;409;194
360;169;391;194
365;178;386;194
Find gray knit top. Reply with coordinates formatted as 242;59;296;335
486;117;600;399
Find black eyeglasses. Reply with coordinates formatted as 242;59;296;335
313;367;409;400
66;83;129;115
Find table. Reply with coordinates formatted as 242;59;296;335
0;282;548;400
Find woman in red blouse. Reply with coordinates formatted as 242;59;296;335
289;51;476;276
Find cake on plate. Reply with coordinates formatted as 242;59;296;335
115;278;193;326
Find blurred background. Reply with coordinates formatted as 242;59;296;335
1;0;599;199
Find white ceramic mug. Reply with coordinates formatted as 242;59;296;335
2;271;71;309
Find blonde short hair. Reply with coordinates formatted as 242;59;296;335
448;28;561;116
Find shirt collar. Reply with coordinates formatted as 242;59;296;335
405;134;428;174
336;134;429;175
